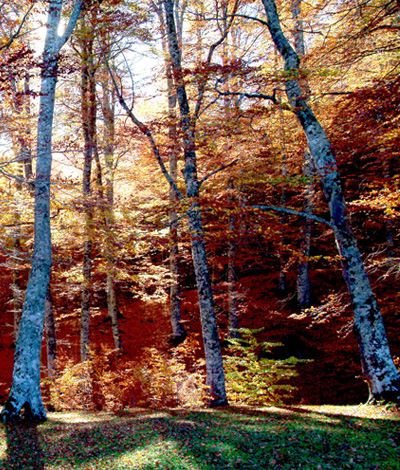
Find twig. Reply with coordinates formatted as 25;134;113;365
215;79;278;103
0;4;34;52
199;159;238;187
104;54;184;201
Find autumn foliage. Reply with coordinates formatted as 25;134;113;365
1;0;400;415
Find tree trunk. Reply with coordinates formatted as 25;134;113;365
10;74;33;342
155;2;187;344
101;77;123;351
297;152;314;309
186;203;228;403
261;0;400;401
277;152;288;296
290;0;313;309
1;0;84;423
80;32;96;362
166;54;186;344
45;289;57;380
227;179;239;338
163;0;228;405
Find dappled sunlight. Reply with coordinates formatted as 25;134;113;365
114;439;201;470
47;411;119;425
294;405;400;421
0;406;399;468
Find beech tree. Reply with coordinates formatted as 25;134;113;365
153;0;187;345
162;0;232;405
261;0;400;402
1;0;85;423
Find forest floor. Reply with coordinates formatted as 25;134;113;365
0;405;399;469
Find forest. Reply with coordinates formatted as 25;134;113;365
0;0;400;423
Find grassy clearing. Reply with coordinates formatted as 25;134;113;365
0;405;399;469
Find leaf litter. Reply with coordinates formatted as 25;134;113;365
0;405;399;469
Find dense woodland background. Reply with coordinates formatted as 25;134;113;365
1;0;400;410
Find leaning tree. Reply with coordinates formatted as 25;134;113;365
261;0;400;402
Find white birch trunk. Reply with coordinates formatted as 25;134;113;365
262;0;400;401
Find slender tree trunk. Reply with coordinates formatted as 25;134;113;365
291;0;313;309
220;20;239;339
261;0;400;401
297;152;314;309
1;0;84;423
10;74;33;342
10;169;24;343
80;34;96;362
227;178;239;338
163;0;228;404
166;51;186;344
277;152;288;296
155;1;187;344
20;73;34;191
167;101;186;343
101;78;123;350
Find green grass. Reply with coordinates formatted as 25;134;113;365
0;405;399;469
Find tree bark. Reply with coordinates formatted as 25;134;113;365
154;1;187;344
45;289;57;380
80;31;96;362
10;74;33;342
290;0;313;309
156;2;187;344
1;0;84;423
297;152;314;309
101;74;123;351
227;178;239;338
163;0;228;404
261;0;400;402
277;152;288;296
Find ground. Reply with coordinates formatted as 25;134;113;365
0;405;399;469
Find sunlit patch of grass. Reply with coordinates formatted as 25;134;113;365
0;405;399;469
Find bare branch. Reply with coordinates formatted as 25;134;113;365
105;56;184;201
320;91;354;96
215;79;278;103
0;4;34;52
193;0;240;120
250;204;333;228
199;159;238;187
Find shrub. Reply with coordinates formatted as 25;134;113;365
138;337;208;408
45;337;208;411
223;328;300;405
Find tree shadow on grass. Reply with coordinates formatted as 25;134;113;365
1;421;44;469
0;407;399;469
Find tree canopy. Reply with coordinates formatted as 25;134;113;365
1;0;400;420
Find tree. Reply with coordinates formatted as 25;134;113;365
261;0;400;402
76;12;98;362
153;0;187;345
1;0;85;423
161;0;231;405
